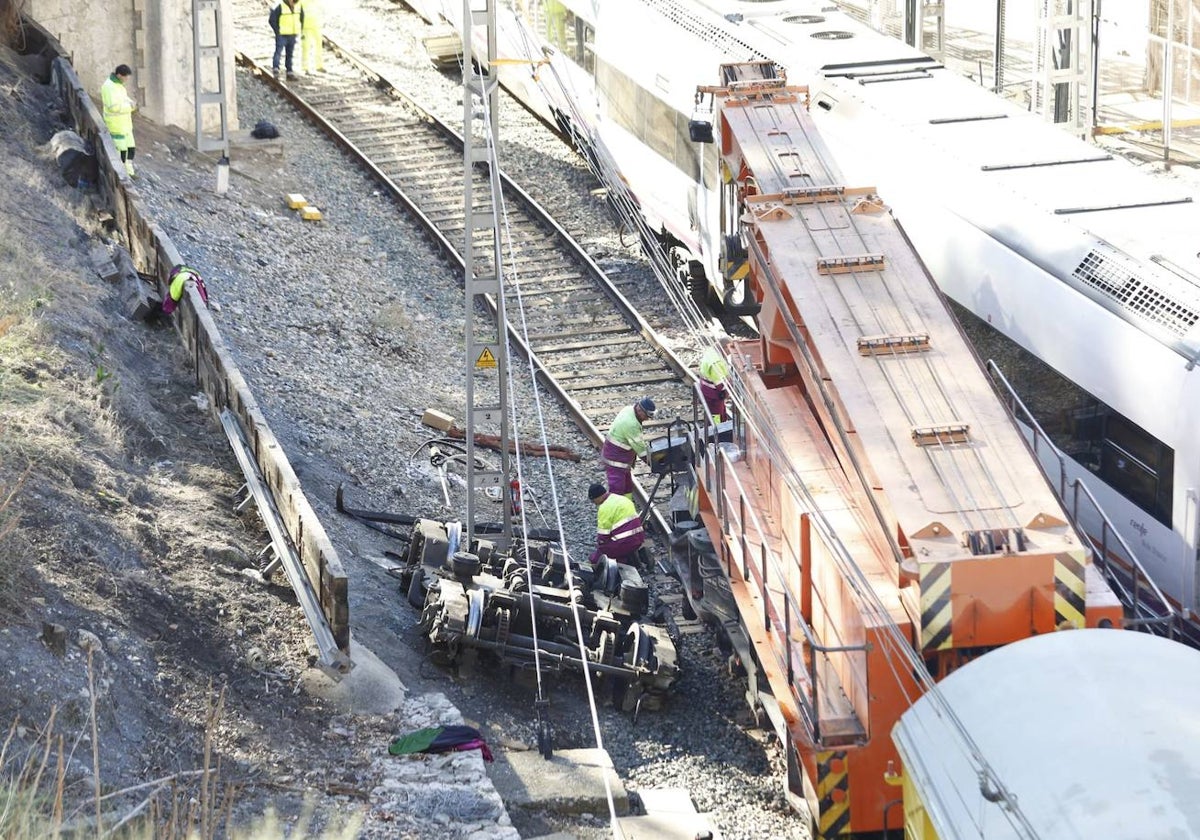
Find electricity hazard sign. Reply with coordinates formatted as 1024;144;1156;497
475;347;498;369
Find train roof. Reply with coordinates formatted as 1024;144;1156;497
893;630;1200;840
717;79;1078;563
665;0;1200;357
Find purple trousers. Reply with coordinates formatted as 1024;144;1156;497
601;438;635;496
699;379;727;421
590;527;646;566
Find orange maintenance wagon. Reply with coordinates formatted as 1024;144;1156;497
683;62;1122;837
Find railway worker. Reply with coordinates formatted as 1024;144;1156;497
601;396;656;498
698;346;730;424
588;483;646;590
300;0;325;74
270;0;304;80
100;65;137;178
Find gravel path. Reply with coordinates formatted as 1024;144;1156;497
127;0;810;837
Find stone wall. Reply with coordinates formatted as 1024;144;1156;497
28;0;239;141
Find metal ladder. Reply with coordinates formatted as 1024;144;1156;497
193;0;231;156
462;0;515;550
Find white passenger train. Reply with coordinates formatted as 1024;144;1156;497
415;0;1200;632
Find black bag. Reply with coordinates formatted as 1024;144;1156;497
251;120;280;139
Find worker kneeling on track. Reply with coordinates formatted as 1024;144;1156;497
587;482;647;594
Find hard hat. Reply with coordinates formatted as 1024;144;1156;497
637;397;657;418
588;482;607;501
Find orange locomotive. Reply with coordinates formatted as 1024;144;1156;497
684;62;1123;837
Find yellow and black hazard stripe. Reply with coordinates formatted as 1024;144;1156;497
1054;550;1087;629
723;256;750;284
920;561;953;651
816;750;850;837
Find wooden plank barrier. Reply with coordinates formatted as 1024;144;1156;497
47;51;352;673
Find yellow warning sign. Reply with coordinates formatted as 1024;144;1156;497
475;347;497;369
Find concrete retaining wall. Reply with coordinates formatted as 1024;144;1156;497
47;46;351;660
29;0;238;139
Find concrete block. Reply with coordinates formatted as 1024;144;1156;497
490;748;629;817
637;788;697;815
421;408;456;431
286;193;307;209
621;790;723;839
124;276;162;321
229;130;283;156
89;243;120;282
616;812;722;839
300;206;322;221
421;25;463;68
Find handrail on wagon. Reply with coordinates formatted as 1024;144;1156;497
690;389;870;744
986;360;1178;638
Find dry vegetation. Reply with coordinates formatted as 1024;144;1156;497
0;43;371;839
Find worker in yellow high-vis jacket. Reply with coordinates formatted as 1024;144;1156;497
270;0;304;79
100;64;137;178
300;0;325;73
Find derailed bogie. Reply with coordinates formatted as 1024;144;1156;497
402;519;678;709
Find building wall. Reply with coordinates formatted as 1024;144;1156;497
28;0;238;141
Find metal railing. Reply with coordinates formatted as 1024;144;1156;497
690;389;870;744
986;360;1178;637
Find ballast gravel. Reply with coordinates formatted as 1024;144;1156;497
127;0;810;837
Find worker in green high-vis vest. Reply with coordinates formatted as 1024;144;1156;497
100;64;137;178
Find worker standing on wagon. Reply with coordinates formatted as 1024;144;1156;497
698;346;730;423
601;397;655;498
300;0;325;74
100;65;137;178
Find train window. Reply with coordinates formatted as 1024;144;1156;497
949;303;1175;527
596;59;703;182
541;0;569;54
702;142;719;191
645;94;676;161
577;21;595;75
597;60;636;133
673;112;701;181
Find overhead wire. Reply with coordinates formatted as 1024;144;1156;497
466;8;1043;836
464;43;624;838
538;43;1043;835
711;78;1044;838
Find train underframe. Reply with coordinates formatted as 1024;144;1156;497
399;519;679;721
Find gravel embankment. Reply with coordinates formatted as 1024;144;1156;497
127;0;811;837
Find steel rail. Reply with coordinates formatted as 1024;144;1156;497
230;22;692;537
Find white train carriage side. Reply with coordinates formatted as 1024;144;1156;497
427;0;1200;626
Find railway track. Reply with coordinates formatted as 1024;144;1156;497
231;13;697;530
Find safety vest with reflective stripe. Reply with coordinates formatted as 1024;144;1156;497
604;404;647;459
100;75;134;140
699;347;728;385
277;2;302;35
592;492;645;563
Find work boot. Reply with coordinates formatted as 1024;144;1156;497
124;160;136;178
